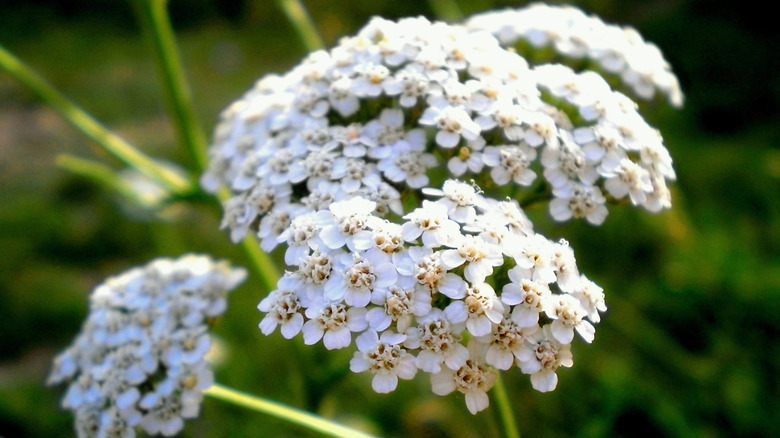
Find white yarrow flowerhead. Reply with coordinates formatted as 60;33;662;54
202;3;680;415
49;255;247;437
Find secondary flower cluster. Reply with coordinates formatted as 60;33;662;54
48;255;247;437
466;3;685;108
258;180;606;413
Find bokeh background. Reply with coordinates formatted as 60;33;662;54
1;0;778;437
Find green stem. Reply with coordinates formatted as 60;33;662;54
205;383;377;438
132;0;209;171
56;154;127;194
275;0;325;51
492;374;521;438
212;187;281;289
0;44;193;196
427;0;463;21
240;234;281;292
131;0;281;288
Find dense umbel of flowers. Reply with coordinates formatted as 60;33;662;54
48;255;247;437
202;5;678;414
466;3;684;108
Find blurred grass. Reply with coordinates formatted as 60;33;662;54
1;0;778;437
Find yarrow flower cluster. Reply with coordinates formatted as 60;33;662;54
201;4;679;414
48;255;247;437
466;3;684;108
257;183;606;413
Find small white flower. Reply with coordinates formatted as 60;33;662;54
366;276;431;333
419;104;481;148
350;330;417;393
258;281;304;339
501;273;550;328
523;111;559;148
377;143;436;188
219;195;257;243
519;325;573;393
544;294;595;344
430;340;496;414
328;76;360;117
479;315;538;370
331;157;381;193
395;247;467;299
541;137;599;194
482;145;537;186
370;220;404;253
440;234;504;284
257;204;301;252
549;184;608;225
163;328;211;367
97;406;142;438
302;301;367;350
325;249;398;307
318;197;377;252
507;234;558;284
139;380;200;437
422;179;486;224
276;212;323;265
383;67;430;107
351;63;392;97
550;239;581;293
603;158;653;206
401;200;460;247
571;276;607;323
446;282;504;337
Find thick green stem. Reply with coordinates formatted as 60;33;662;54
0;44;193;196
275;0;325;51
205;383;377;438
493;374;521;438
132;0;209;171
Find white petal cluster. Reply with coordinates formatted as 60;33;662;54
48;255;247;437
466;3;684;108
202;4;678;415
257;181;606;413
204;5;678;236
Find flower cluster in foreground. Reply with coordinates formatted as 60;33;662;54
200;4;679;414
48;255;246;437
258;180;606;413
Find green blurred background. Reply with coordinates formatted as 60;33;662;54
1;0;778;437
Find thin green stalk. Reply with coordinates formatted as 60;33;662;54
56;154;127;194
275;0;325;51
240;235;281;292
131;0;281;287
216;187;281;290
0;44;193;196
492;374;521;438
132;0;209;171
427;0;463;21
205;383;377;438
